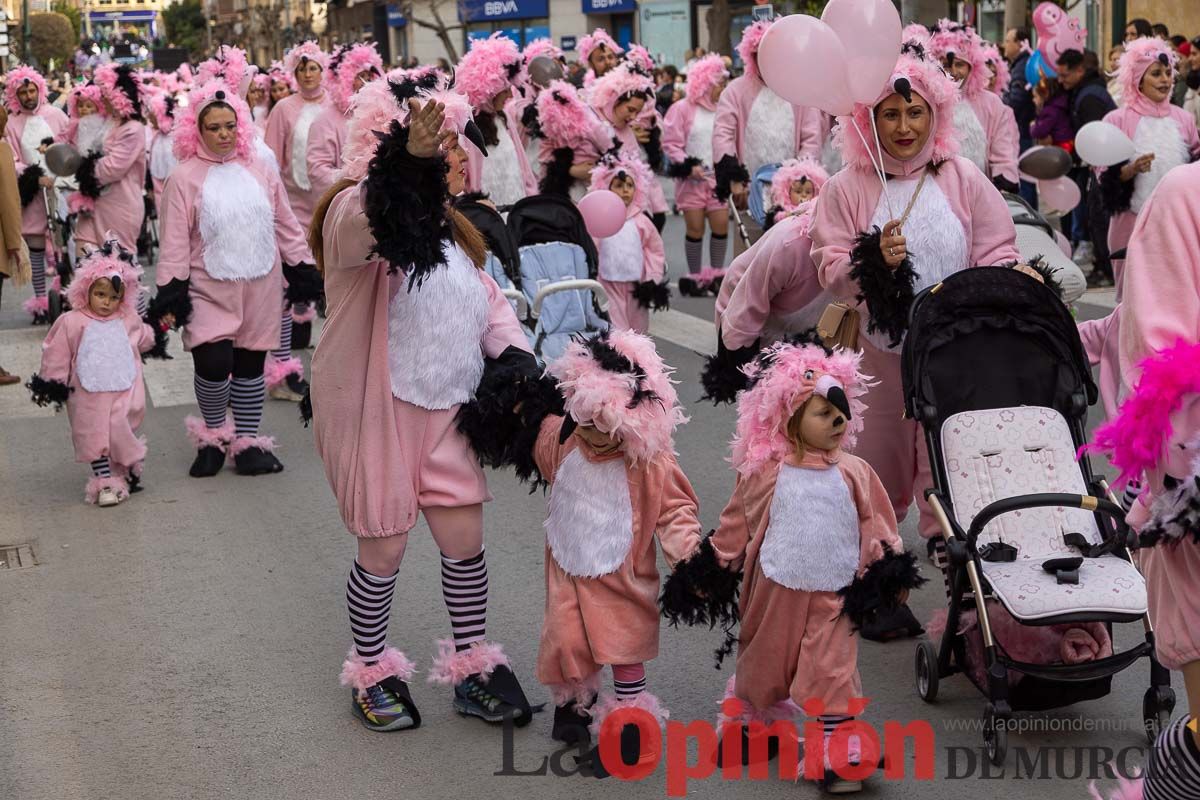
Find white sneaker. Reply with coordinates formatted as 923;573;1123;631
1072;241;1095;266
97;487;121;507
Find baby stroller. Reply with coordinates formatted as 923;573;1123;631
1004;191;1086;305
457;197;530;322
747;162;779;228
901;267;1172;766
506;194;608;363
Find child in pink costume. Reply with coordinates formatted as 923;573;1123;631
588;155;667;334
310;73;536;733
531;79;614;198
1098;38;1200;299
28;240;161;506
705;340;924;793
589;64;669;221
663;53;730;277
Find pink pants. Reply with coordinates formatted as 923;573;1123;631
601;280;649;334
673;176;723;212
851;339;938;538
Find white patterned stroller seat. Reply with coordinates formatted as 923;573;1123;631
941;406;1147;622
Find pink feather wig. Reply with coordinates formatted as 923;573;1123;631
455;33;523;111
731;341;872;476
340;72;471;182
327;42;384;115
546;330;688;464
736;19;773;81
768;157;829;211
902;23;932;48
535;79;599;150
684;53;728;109
268;60;297;92
834;44;960;171
1082;341;1200;487
67;83;105;119
3;65;47;114
172;80;256;163
625;44;656;75
1117;37;1178;112
197;45;252;97
589;63;654;122
283;40;329;78
65;238;144;314
524;37;564;65
588;152;654;217
579;28;624;65
928;19;991;99
982;42;1010;95
93;63;142;119
145;89;176;133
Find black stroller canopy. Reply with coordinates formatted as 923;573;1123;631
456;198;522;290
506;194;599;277
902;267;1097;432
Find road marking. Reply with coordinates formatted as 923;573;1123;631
649;309;716;356
143;329;198;408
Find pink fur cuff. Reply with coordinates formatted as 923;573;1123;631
263;355;304;389
84;475;131;504
185;416;235;451
340;647;417;694
228;435;278;456
426;639;509;686
547;671;603;708
588;691;670;739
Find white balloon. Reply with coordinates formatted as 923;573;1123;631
1074;121;1136;168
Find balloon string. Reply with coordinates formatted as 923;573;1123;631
851;115;894;220
866;110;897;221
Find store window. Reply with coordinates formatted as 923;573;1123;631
465;20;550;47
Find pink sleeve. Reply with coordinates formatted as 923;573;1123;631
987;101;1021;186
155;172;193;284
661;101;690;165
263;105;288;166
93;124;142;184
846;458;902;576
480;270;531;358
963;166;1021;266
128;313;155;353
712;84;740;164
307;112;341;200
711;474;753;568
811;175;864;303
322;183;378;272
1076;314;1112;367
654;457;703;567
796;106;824;160
38;315;74;384
533;414;568;485
270;168;315;265
720;230;785;349
638;216;666;283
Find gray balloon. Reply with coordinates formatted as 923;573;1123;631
45;142;83;177
528;55;564;88
1018;146;1073;180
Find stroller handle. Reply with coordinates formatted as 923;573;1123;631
965;492;1129;548
501;288;529;320
531;279;609;319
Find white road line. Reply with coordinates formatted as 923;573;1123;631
649;309;716;355
143;329;198;408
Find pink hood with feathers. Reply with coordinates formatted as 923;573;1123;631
536;79;602;149
590;64;654;122
284;41;329;77
579;28;624;64
928;19;991;99
93;63;141;119
769;158;829;211
172;80;257;163
68;83;106;119
685;53;728;111
65;239;144;315
145;89;176;133
455;33;523;111
1117;37;1179;118
524;37;564;64
588;153;654;217
736;20;772;81
4;66;47;114
327;42;384;115
197;45;253;98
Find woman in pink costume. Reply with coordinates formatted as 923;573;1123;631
587;154;667;333
196;45;281;175
308;42;383;203
810;44;1019;619
531;79;614;198
706;341;923;793
72;64;147;254
149;80;318;479
28;240;163;506
663;53;730;278
308;73;536;734
1098;37;1200;297
455;34;537;208
145;89;178;213
266;62;294;115
929;20;1021;192
589;64;669;226
247;73;270;132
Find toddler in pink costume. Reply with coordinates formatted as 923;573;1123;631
588;154;668;334
705;340;925;794
27;240;164;506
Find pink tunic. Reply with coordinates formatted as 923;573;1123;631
712;75;823;171
711;449;900;716
4;104;69;238
156;151;312;352
312;184;530;538
593;212;665;334
661;98;723;212
38;306;156;467
966;89;1020;187
464;106;538;203
307;104;348;205
73;120;146;251
263;92;329;230
533;416;702;690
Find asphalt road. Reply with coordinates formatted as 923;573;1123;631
0;203;1150;800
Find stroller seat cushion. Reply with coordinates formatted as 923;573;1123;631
979;555;1146;620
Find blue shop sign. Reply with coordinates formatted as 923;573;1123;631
581;0;636;13
88;9;157;21
560;35;577;51
459;0;549;22
386;4;406;27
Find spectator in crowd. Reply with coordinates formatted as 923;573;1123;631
1125;18;1153;42
1170;36;1190;106
1107;43;1126;105
566;59;586;88
1185;37;1200;127
1056;48;1117;285
1152;23;1170;42
655;65;678;115
1032;77;1072;149
1004;26;1037;205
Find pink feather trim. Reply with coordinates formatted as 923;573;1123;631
339;647;417;695
928;19;991;99
426;639;509;686
547;672;603;708
197;45;251;99
173;80;256;163
625;44;656;74
93;64;139;119
290;304;318;323
328;42;384;115
736;20;772;81
588;691;669;739
579;28;624;64
534;80;598;149
145;90;175;133
983;43;1010;96
456;33;523;110
684;54;728;108
22;295;49;316
768;158;829;211
228;435;278;456
263;355;304;389
590;64;654;120
68;84;105;120
1117;37;1178;112
67;193;96;215
589;153;654;216
66;241;144;315
524;37;564;65
184;415;235;451
715;674;802;728
695;266;727;283
1088;775;1145;800
4;66;48;114
85;475;131;505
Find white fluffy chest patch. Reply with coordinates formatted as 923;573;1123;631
387;245;489;410
483;120;527;207
686;107;715;166
1131;115;1191;212
20;114;54;167
75;116;112;155
954;101;988;173
290;102;322;191
545;449;634;578
255;134;280;176
760;464;860;592
745;88;796;177
149;134;177;181
598;218;644;282
199;162;276;282
76;318;136;393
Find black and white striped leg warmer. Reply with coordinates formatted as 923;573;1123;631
613;670;646;700
440;551;488;651
1144;714;1200;800
29;249;46;297
273;305;293;361
346;561;398;664
932;537;952;600
230;376;265;438
90;457;111;477
684;236;703;274
709;233;728;270
193;375;230;429
1121;480;1143;512
136;287;149;317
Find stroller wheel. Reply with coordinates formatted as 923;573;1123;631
914;640;939;703
1142;686;1175;744
982;704;1007;766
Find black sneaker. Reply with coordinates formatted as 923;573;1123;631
453;664;532;726
715;724;781;768
351;677;421;732
126;473;144;494
588;722;645;779
32;311;49;325
1086;271;1114;289
285;372;309;397
292;320;313;349
189;445;225;478
552;701;592;746
859;602;924;642
234;446;284;476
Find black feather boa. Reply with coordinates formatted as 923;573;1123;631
75;151;103;200
282;262;324;305
147;278;193;329
299;389;313;427
1024;258;1065;300
763;206;783;231
18;164;43;207
363;124;451;288
666;156;702;180
141;323;172;360
713;155;749;203
539;147;575;196
659;535;743;669
632;280;670;311
642;125;664;172
700;331;760;405
520;102;544;140
849;227;917;348
1099;163;1134;216
26;374;72;410
837;545;927;631
1136;473;1200;548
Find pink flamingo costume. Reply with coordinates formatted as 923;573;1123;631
589;64;668;217
263;41;331;231
308;42;383;203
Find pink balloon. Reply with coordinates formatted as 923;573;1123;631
1037;175;1081;214
578;190;626;238
821;0;902;105
757;15;855;116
